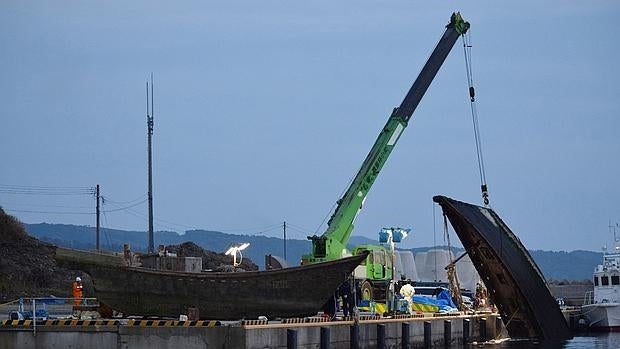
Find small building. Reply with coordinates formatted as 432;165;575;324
140;245;202;273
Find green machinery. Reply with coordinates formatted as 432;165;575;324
301;13;470;301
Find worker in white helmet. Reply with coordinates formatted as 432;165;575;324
72;276;83;305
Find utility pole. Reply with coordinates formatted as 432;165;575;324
147;74;155;254
283;221;287;260
96;184;100;251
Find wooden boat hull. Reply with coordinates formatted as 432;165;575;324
433;195;572;341
55;247;367;320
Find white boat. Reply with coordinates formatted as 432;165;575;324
582;245;620;331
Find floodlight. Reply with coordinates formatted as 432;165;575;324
392;228;410;243
224;243;251;267
378;228;390;243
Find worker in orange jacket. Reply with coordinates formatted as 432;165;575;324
72;276;83;305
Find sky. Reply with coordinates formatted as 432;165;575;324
1;1;618;252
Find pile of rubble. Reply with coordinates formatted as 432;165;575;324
0;207;82;301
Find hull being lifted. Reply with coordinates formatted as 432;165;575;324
433;196;571;341
55;247;367;320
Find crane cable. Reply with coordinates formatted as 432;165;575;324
462;32;490;206
443;212;465;311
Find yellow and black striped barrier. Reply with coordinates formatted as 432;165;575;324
44;319;119;326
432;312;460;317
304;317;329;323
3;319;120;327
281;318;304;324
390;314;419;319
359;315;382;321
126;319;220;327
2;320;33;327
388;313;426;318
240;319;268;326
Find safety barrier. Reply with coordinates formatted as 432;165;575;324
390;313;425;319
358;315;382;321
43;319;119;326
304;316;330;323
281;318;304;324
432;312;460;317
240;319;268;326
2;320;33;327
126;319;220;327
2;319;221;327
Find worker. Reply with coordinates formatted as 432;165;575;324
72;276;83;305
338;279;354;318
322;294;336;320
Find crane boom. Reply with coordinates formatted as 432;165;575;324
302;13;469;264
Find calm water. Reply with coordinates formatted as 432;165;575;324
463;333;620;349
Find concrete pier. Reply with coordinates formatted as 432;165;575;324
0;313;503;349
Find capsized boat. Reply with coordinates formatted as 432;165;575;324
55;247;368;320
433;195;571;341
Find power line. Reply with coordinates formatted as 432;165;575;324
4;208;94;215
0;184;94;190
101;211;113;250
0;202;93;209
101;199;148;213
285;222;313;234
220;223;284;234
103;194;148;205
0;189;94;196
0;184;94;196
277;223;310;239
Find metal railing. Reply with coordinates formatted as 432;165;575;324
1;297;99;336
583;291;594;305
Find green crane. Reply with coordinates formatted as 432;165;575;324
302;13;469;267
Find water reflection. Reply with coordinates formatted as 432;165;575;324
461;333;620;349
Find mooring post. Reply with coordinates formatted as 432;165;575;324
287;328;297;349
463;318;470;345
320;326;330;349
377;323;386;349
32;298;36;337
351;324;360;349
479;317;487;342
401;322;410;349
444;319;452;347
424;321;432;348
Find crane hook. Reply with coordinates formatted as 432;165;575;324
481;184;489;206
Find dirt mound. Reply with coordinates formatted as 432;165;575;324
0;207;85;301
167;241;258;271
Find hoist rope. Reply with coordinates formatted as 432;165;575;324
443;212;465;311
462;32;490;206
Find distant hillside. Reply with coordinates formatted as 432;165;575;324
24;223;311;269
24;223;601;280
529;249;599;282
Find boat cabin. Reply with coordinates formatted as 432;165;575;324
592;252;620;304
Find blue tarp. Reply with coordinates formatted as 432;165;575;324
436;289;458;309
411;289;458;313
